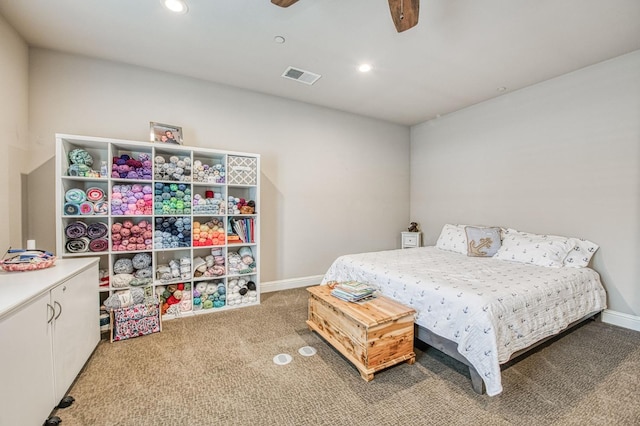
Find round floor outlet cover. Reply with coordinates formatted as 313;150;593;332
273;353;293;365
298;346;317;357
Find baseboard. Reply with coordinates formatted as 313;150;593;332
261;275;324;293
601;309;640;332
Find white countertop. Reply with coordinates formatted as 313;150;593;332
0;257;99;320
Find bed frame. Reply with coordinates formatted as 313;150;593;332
414;311;601;394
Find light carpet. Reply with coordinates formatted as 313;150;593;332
52;288;640;425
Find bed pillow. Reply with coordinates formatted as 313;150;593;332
465;226;501;257
563;238;599;268
493;228;574;268
435;224;467;254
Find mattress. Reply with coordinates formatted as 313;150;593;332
321;246;607;396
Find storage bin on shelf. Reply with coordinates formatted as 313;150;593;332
227;155;257;185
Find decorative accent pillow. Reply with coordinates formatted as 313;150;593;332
465;226;501;257
493;228;574;268
435;224;467;255
563;238;599;268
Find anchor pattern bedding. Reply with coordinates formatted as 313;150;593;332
321;247;607;396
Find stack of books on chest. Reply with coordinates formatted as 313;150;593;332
330;281;376;303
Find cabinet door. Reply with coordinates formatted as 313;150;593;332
51;266;100;401
0;293;56;426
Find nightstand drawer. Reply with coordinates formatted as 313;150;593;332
403;235;418;246
401;232;421;249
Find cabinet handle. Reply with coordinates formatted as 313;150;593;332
54;301;63;320
47;303;55;323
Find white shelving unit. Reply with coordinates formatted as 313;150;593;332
55;134;260;327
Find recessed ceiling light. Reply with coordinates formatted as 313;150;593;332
274;36;286;44
358;64;372;73
163;0;188;14
497;86;507;92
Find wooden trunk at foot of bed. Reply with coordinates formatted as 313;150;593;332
306;286;416;381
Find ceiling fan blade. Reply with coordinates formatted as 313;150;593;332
388;0;419;32
271;0;299;7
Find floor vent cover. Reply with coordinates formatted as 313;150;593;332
281;66;321;85
298;346;317;356
273;353;293;365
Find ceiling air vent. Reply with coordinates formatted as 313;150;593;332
281;66;321;85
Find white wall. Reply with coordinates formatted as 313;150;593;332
0;14;29;250
410;50;640;316
27;49;410;282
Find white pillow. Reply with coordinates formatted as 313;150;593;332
435;224;467;255
493;228;574;268
563;238;599;268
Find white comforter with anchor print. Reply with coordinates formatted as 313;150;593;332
321;247;607;396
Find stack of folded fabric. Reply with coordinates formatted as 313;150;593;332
330;281;376;303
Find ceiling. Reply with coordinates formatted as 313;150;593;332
1;0;639;126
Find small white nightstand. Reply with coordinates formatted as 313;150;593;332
401;232;422;249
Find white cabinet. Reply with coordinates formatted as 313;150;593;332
0;258;99;426
51;265;100;399
55;134;261;324
0;292;56;426
401;231;421;249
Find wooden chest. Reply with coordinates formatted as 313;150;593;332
306;285;416;381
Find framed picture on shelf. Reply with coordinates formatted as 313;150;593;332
150;122;183;145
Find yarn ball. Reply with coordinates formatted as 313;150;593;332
129;277;152;287
134;267;152;279
69;148;94;166
132;252;152;269
112;153;150;180
112;273;134;288
113;258;134;274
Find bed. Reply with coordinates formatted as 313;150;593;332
321;230;607;396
